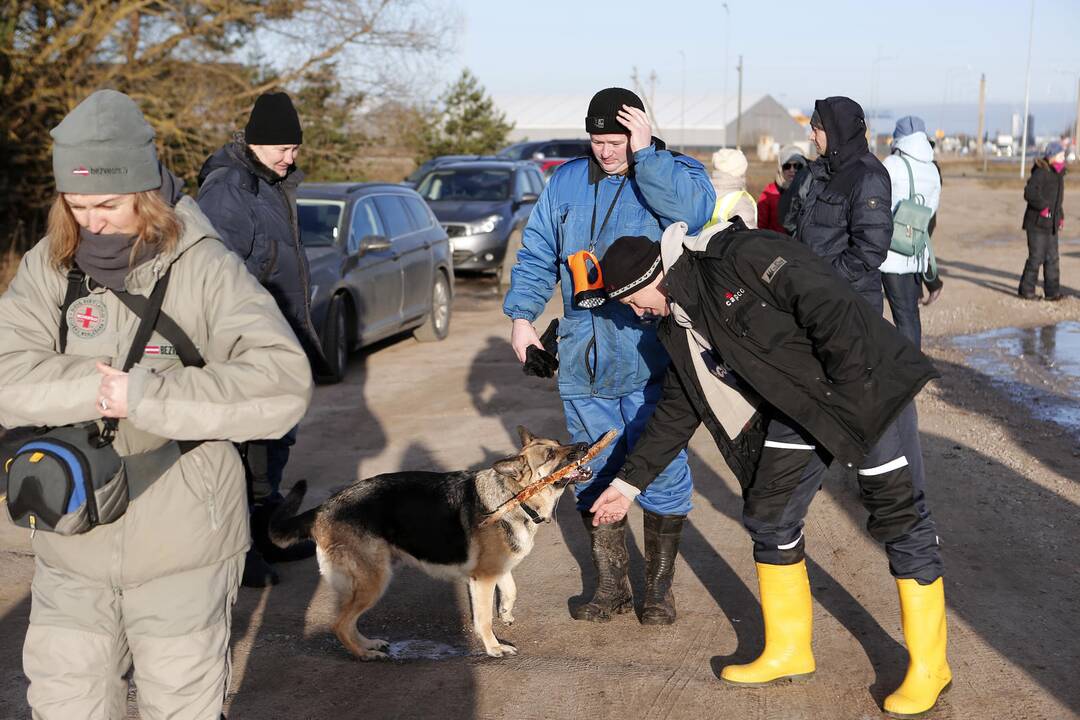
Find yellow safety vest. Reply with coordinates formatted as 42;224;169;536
708;190;755;228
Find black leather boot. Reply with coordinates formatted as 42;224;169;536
570;512;633;622
252;497;316;563
242;545;279;588
641;510;685;625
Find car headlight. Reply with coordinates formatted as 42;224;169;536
464;214;503;235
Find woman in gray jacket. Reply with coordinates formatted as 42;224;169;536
0;90;312;719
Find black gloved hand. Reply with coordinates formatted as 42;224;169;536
523;319;559;378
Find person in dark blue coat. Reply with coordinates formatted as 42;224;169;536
197;92;322;587
503;87;715;625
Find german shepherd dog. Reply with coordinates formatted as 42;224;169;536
268;427;591;660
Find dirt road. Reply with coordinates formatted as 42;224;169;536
1;175;1078;719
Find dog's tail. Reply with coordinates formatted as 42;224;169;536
269;480;319;548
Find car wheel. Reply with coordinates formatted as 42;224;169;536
497;229;522;290
322;294;349;383
414;271;451;342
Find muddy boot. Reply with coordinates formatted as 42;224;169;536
570;512;633;622
640;510;685;625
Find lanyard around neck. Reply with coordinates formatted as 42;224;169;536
589;175;629;252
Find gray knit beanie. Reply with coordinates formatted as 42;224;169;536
51;90;161;194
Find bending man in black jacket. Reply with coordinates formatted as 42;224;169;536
589;221;951;718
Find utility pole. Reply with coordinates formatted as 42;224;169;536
977;73;987;173
735;55;744;152
1020;0;1035;179
679;50;686;153
1073;76;1080;152
722;2;730;148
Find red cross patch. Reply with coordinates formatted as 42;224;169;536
65;297;108;340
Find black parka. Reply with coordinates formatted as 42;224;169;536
618;220;939;492
793;97;894;306
1022;158;1066;235
197;140;328;373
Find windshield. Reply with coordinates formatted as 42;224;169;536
297;200;344;247
417;169;512;202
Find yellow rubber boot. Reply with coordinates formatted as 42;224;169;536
884;577;952;718
721;561;815;686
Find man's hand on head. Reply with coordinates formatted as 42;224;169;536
618;105;653;154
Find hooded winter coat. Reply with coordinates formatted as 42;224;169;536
880;131;941;274
617;219;939;492
0;196;313;585
793;98;894;305
1022;157;1066;235
197;139;327;371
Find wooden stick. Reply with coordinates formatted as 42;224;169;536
478;429;618;528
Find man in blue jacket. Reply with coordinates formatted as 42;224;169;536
503;87;715;625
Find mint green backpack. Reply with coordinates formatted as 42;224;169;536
890;155;938;281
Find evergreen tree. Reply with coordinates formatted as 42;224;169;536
418;70;513;160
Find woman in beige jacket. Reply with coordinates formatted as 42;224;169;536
0;90;312;719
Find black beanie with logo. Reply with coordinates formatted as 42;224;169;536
245;92;303;145
586;87;645;135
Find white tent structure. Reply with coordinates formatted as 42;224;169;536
495;93;806;150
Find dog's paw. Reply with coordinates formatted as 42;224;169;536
363;638;390;653
485;643;518;658
498;610;515;625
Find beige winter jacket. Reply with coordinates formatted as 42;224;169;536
0;196;313;585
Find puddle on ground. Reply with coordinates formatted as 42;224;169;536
387;639;469;660
952;321;1080;437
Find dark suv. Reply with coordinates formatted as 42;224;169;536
415;160;544;282
297;183;453;382
497;139;592;174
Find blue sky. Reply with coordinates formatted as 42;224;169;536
450;0;1080;123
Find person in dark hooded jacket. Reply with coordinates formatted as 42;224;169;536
790;97;894;308
197;92;322;587
1018;141;1067;300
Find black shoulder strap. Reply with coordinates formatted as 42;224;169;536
120;267;171;373
58;266;88;353
112;292;205;368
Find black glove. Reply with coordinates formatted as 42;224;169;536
523;319;559;378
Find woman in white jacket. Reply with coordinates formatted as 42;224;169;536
880;116;942;349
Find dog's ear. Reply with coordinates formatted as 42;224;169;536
516;426;537;447
493;456;527;479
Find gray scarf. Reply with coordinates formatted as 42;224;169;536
74;228;155;291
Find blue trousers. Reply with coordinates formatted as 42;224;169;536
563;382;693;516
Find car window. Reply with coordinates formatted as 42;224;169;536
497;142;530;160
403;196;433;229
373;195;414;238
297;200;344;247
533;143;558;158
348;198;384;254
556;142;589;158
527;169;544;195
513;170;532;199
416;169;512;202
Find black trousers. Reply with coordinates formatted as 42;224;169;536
740;413;942;584
1019;228;1061;297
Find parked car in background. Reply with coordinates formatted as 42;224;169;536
497;139;591;176
402;154;499;187
297;182;454;382
415;159;544;284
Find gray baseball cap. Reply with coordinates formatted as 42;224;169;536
51;89;162;194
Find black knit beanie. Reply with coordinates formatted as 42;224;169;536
600;235;663;300
245;92;303;145
586;87;645;135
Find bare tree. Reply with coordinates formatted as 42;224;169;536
1;0;453;250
